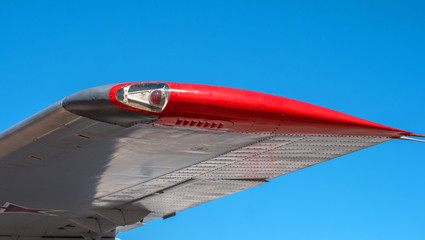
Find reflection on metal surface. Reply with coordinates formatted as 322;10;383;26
115;83;170;113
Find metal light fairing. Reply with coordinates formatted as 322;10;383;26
115;82;170;113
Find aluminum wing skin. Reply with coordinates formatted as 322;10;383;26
0;82;419;240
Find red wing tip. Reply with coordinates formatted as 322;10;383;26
409;133;425;138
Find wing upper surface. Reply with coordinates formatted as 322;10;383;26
0;82;412;240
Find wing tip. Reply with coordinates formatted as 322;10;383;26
410;133;425;138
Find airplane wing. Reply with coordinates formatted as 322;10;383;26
0;82;421;240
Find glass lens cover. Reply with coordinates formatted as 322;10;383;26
116;82;170;112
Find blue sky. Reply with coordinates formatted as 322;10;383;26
1;1;424;239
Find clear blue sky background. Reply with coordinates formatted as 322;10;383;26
1;1;424;239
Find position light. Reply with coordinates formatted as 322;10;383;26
115;82;170;113
150;90;163;105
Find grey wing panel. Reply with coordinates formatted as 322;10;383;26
0;102;80;159
0;108;267;238
102;135;389;226
0;113;124;239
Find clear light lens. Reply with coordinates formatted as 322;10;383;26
116;82;170;112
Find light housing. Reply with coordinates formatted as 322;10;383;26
115;82;170;113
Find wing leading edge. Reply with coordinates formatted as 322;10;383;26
0;82;420;240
